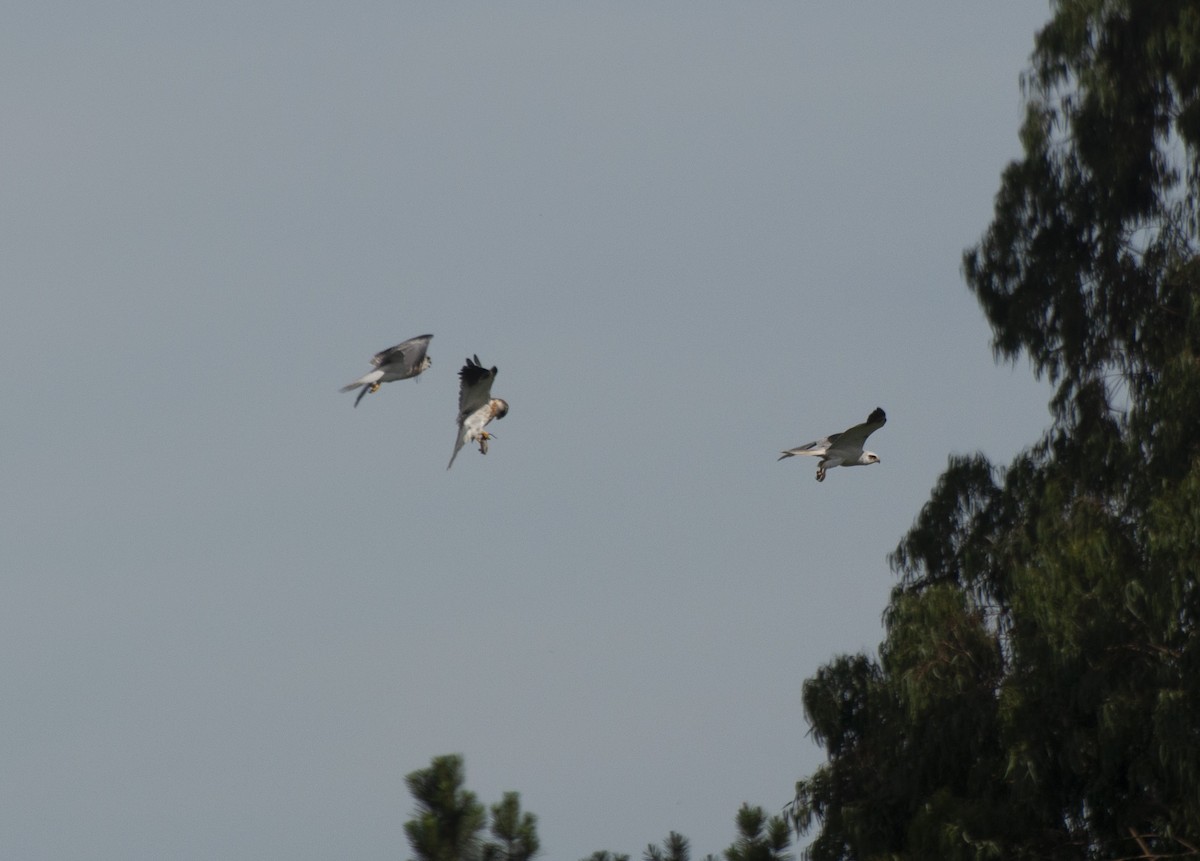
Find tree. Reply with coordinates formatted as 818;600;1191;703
482;792;540;861
404;756;540;861
401;754;789;861
404;755;487;861
724;805;791;861
645;831;692;861
638;812;787;861
791;2;1200;859
644;830;721;861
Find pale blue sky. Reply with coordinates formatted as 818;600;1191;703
3;4;1053;859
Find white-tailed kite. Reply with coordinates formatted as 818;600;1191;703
447;355;509;470
340;334;433;407
778;407;887;482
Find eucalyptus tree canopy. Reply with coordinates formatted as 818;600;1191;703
791;3;1200;859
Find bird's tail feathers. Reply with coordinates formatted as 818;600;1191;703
779;447;822;460
447;428;468;469
340;369;385;395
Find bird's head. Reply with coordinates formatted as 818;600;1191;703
491;399;509;419
863;452;880;465
418;356;432;373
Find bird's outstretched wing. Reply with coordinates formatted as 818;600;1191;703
455;355;496;421
371;334;433;372
829;407;886;455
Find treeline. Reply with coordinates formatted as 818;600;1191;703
401;754;790;861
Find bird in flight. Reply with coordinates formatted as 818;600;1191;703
447;355;509;469
339;334;433;407
779;407;887;482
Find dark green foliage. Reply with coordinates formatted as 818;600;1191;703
965;1;1200;417
403;757;784;861
791;2;1200;859
616;807;786;861
645;831;691;861
482;792;540;861
405;755;488;861
640;814;788;861
403;755;540;861
724;805;792;861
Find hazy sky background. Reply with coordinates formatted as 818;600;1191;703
3;3;1055;859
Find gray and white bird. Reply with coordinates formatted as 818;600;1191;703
339;334;433;407
447;355;509;469
778;407;887;482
